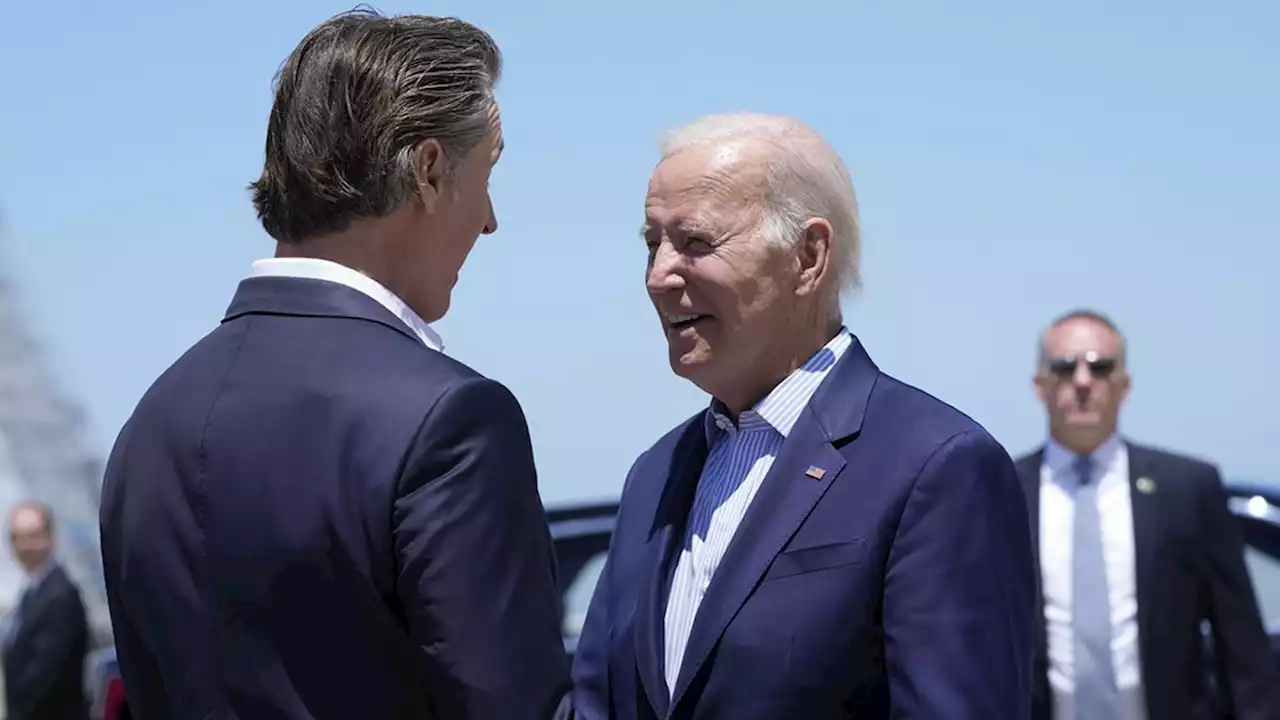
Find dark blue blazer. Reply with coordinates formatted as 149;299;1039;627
99;276;570;719
571;336;1037;719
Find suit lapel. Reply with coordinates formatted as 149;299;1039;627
668;425;846;706
1018;451;1044;565
1015;450;1053;719
667;338;878;711
633;420;707;718
1125;442;1159;705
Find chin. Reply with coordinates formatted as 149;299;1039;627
671;349;716;384
1065;414;1102;427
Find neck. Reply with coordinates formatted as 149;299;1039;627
1052;429;1116;457
718;317;843;417
275;220;403;297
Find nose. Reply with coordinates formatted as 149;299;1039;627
645;241;686;295
1071;363;1093;404
1072;362;1093;387
482;196;497;235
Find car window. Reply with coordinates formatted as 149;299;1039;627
563;550;608;640
1244;545;1280;622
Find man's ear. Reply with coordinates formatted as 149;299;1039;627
1115;370;1131;403
796;217;833;298
414;139;446;213
1033;371;1048;404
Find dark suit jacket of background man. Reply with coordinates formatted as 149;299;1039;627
99;276;570;719
571;335;1038;719
1016;441;1280;720
1;565;89;720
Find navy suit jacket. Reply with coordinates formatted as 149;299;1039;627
99;276;570;719
571;336;1037;719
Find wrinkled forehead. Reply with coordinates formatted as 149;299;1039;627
645;144;770;228
1043;318;1124;357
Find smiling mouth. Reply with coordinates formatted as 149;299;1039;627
667;314;710;331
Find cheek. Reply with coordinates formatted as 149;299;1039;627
690;264;770;322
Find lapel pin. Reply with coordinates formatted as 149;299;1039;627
805;466;826;480
1136;477;1156;494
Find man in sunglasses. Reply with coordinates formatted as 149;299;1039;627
1016;309;1277;720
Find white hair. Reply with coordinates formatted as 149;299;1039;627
658;113;861;298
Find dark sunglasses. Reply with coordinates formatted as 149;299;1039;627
1047;352;1118;379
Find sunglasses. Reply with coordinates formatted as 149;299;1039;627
1046;352;1118;379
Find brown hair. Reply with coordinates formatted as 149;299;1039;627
249;8;502;243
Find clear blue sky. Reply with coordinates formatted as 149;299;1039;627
1;0;1276;506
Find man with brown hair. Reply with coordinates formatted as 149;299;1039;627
1017;308;1277;719
99;10;568;719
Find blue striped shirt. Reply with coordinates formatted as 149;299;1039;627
662;328;854;693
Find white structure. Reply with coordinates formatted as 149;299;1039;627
0;248;110;642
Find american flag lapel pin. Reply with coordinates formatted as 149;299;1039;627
805;466;826;480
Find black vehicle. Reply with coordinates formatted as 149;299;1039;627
1221;480;1280;657
88;480;1280;719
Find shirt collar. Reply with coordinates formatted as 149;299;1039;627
705;327;853;441
1044;433;1124;477
249;258;444;352
22;560;54;592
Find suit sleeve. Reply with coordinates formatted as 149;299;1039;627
570;455;646;720
7;583;87;716
393;377;570;719
883;430;1038;719
1198;465;1280;718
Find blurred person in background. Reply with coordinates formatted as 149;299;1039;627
98;9;568;720
1016;308;1278;720
2;502;88;720
571;113;1036;719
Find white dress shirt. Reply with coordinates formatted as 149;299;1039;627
1040;434;1145;719
662;329;853;694
249;257;444;352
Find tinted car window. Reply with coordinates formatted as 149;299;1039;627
563;550;608;640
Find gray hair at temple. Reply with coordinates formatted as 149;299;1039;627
1037;307;1128;367
249;8;502;243
657;114;862;302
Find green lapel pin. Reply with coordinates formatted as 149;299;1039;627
1136;476;1157;494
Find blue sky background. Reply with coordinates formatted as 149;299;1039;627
1;0;1276;506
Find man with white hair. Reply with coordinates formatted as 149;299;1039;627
570;113;1037;718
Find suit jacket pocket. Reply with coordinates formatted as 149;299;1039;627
762;539;869;583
